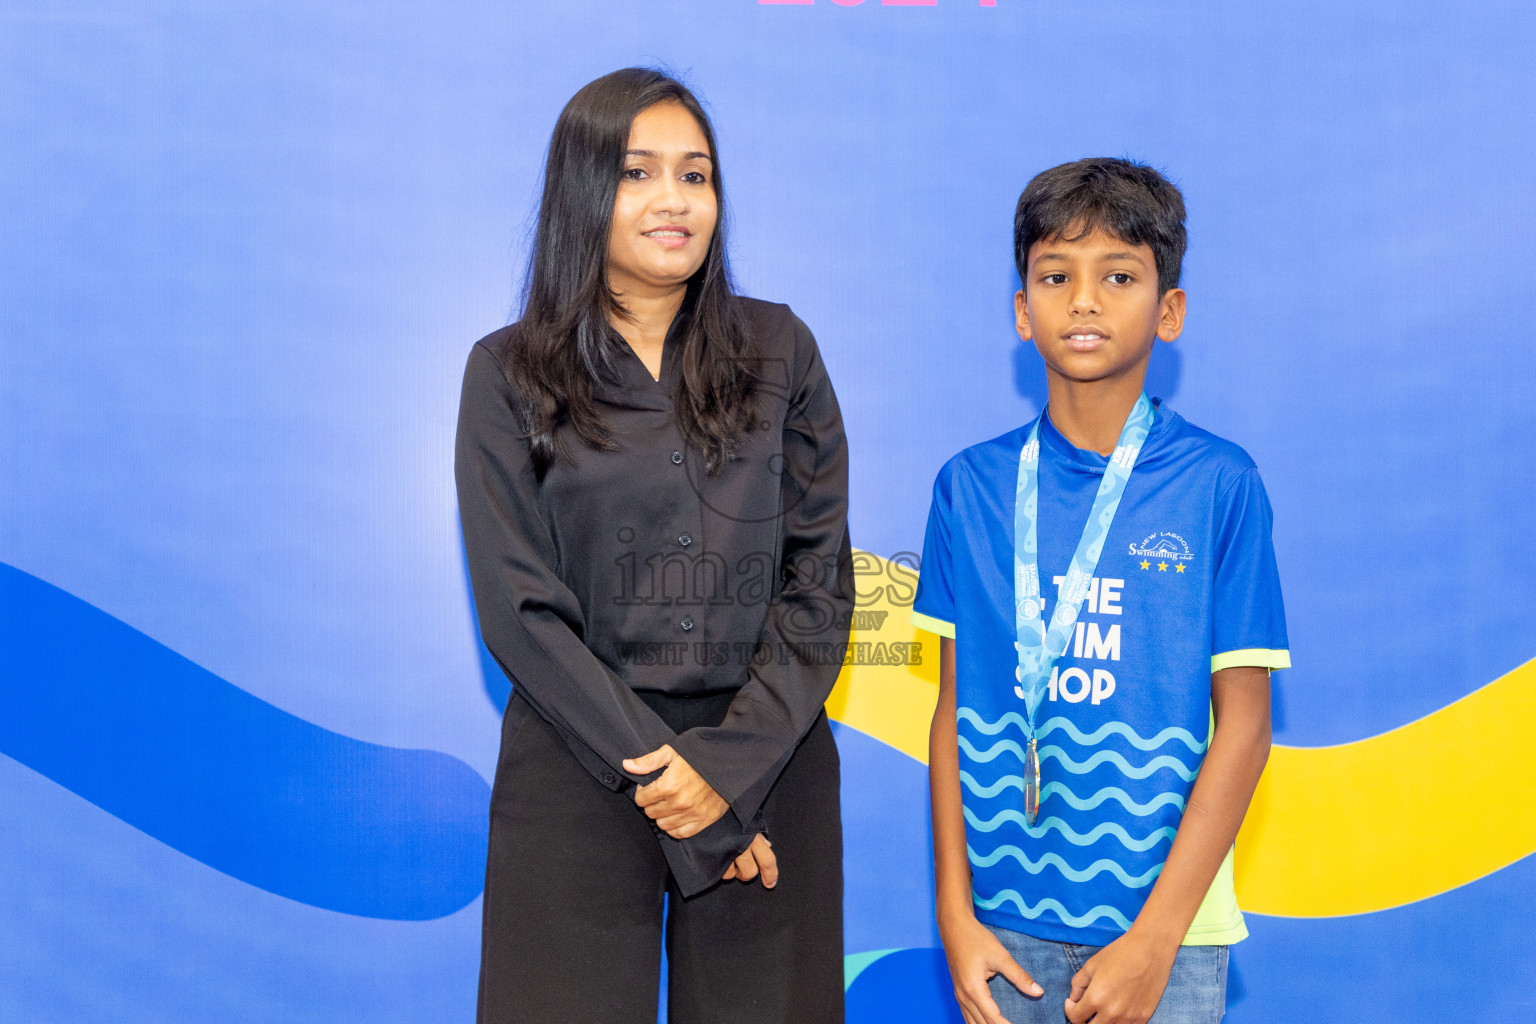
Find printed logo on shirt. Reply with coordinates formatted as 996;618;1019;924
1128;531;1193;573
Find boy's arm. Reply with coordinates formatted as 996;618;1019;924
933;636;1043;1024
1064;665;1272;1024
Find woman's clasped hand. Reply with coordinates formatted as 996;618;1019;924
623;744;729;839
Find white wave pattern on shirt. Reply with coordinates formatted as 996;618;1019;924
957;707;1205;752
966;843;1164;887
956;734;1199;782
959;771;1186;815
973;890;1134;931
962;806;1177;851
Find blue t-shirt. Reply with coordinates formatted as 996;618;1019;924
912;406;1289;946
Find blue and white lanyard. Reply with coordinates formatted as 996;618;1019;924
1014;394;1155;743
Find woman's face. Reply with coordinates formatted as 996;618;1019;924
606;100;718;301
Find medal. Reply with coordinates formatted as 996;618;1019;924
1014;393;1154;824
1023;737;1040;823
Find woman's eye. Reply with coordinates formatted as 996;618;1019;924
682;171;708;185
621;167;647;181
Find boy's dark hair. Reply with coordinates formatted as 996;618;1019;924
1014;158;1187;294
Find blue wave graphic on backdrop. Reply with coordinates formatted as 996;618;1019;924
0;563;489;920
966;844;1163;887
846;948;963;1024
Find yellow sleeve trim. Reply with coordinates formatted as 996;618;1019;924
1211;648;1291;673
909;611;955;639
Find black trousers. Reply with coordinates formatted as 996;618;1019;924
477;688;844;1024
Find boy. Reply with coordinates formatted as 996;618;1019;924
913;158;1288;1024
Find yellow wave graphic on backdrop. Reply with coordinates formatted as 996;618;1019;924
826;551;1536;918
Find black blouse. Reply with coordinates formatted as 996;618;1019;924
454;298;853;895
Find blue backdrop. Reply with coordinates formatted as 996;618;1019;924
4;1;1535;1020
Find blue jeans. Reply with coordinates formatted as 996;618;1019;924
984;924;1227;1023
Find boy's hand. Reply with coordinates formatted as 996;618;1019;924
1063;928;1178;1024
721;834;778;887
624;745;729;839
940;911;1042;1024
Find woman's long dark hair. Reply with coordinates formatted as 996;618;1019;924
509;67;757;476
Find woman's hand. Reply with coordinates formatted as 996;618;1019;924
939;909;1042;1024
624;744;729;838
722;834;778;887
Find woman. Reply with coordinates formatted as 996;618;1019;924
455;68;852;1024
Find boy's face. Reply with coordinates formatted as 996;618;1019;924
1014;228;1185;389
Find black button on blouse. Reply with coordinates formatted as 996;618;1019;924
455;298;853;895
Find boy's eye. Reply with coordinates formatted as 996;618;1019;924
1042;273;1068;286
1108;272;1134;285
